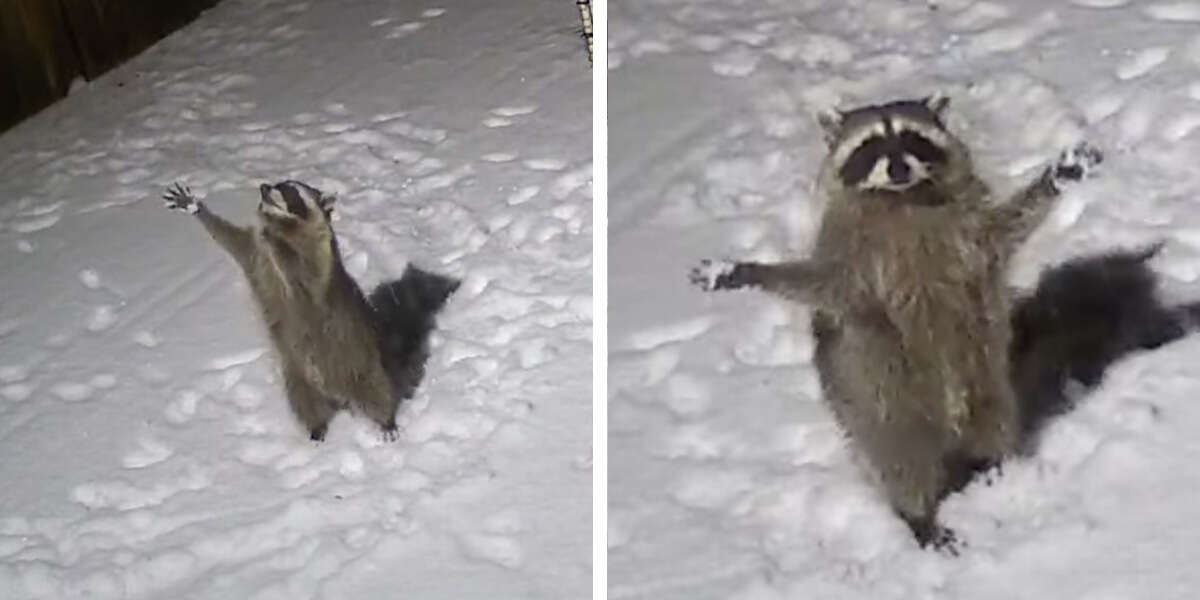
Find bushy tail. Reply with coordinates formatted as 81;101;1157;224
368;265;460;400
1011;245;1196;449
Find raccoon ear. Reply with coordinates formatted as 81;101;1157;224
318;194;337;213
816;108;844;146
923;93;950;117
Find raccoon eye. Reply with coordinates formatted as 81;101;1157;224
897;131;947;165
840;137;890;185
277;184;312;220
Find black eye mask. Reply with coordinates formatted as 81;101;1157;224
839;131;949;186
275;184;311;220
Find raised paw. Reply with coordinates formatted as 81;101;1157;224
1051;141;1103;184
162;183;200;214
688;259;745;291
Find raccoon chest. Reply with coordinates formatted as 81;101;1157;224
859;244;988;303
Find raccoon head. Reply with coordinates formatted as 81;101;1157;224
257;180;336;231
817;94;969;195
257;180;339;262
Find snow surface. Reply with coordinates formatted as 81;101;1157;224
610;1;1200;599
0;0;590;598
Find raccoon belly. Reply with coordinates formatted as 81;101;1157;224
892;290;1020;458
812;311;949;442
813;300;1016;447
268;311;376;400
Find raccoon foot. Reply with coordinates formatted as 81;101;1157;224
903;514;961;556
1050;142;1103;184
380;422;400;443
309;423;329;442
162;183;201;214
688;259;746;291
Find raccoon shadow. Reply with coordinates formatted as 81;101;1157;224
1010;245;1200;454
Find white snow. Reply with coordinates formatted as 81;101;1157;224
610;0;1200;599
0;0;590;598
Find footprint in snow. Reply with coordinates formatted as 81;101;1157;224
459;533;524;569
0;365;29;384
490;105;538;117
523;158;567;172
87;305;118;332
11;214;59;233
133;330;160;348
164;390;201;425
625;316;715;352
1115;47;1171;80
1;384;34;402
1163;112;1200;140
122;437;174;469
78;269;102;289
51;381;93;402
711;46;760;77
205;348;266;371
72;468;211;510
386;22;425;39
482;152;517;163
1145;2;1200;21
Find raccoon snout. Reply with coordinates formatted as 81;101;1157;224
888;157;911;184
259;183;281;207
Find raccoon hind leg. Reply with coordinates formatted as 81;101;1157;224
283;366;340;441
348;372;401;441
942;450;999;496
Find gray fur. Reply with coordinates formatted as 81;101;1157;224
163;181;442;441
691;97;1102;550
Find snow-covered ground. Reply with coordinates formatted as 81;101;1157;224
609;1;1200;598
0;0;591;598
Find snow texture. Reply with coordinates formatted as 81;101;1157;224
610;0;1200;598
0;0;590;598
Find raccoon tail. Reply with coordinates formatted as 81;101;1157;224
368;265;461;399
1011;244;1196;450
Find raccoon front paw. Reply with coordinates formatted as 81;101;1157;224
1051;141;1103;184
689;259;746;291
162;183;201;214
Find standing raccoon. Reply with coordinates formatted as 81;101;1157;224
690;95;1103;549
163;181;458;441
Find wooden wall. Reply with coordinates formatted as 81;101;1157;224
0;0;220;133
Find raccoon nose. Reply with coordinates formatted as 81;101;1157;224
887;157;911;183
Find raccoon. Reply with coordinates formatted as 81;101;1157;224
690;95;1103;550
1011;245;1200;450
162;181;458;441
